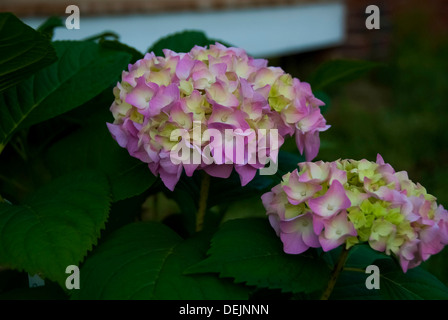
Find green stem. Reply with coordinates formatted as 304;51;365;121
10;136;28;162
0;194;4;203
0;174;28;192
320;247;350;300
196;172;211;232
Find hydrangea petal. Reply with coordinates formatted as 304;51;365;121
308;180;351;218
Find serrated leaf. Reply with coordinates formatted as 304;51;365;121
37;16;64;40
169;170;276;236
0;40;131;147
378;259;448;300
346;244;390;269
330;268;384;300
148;30;217;56
332;257;448;300
72;222;250;299
46;123;156;202
0;12;57;93
186;218;330;294
307;59;384;90
0;170;111;286
99;39;143;63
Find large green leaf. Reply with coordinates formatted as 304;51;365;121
148;30;233;56
37;16;64;40
0;170;111;286
186;218;330;294
46;122;156;202
168;169;276;236
345;244;390;269
99;39;144;64
331;251;448;300
72;222;250;299
0;13;57;93
378;259;448;299
307;59;384;90
0;40;131;148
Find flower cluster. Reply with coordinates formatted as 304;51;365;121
262;155;448;272
107;43;329;190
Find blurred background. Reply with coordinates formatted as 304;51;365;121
2;0;448;284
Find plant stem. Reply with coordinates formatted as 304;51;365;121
320;247;350;300
0;194;4;203
196;172;211;232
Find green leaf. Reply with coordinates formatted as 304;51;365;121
72;222;250;299
46;123;156;202
313;90;331;114
346;244;390;269
276;150;305;177
186;218;330;294
0;12;57;93
330;267;383;300
0;282;68;300
0;170;111;286
83;31;119;42
307;59;384;90
99;39;144;63
0;40;131;147
208;171;275;208
332;256;448;300
148;30;218;56
37;16;64;40
378;259;448;299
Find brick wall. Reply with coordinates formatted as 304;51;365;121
0;0;334;17
3;0;447;61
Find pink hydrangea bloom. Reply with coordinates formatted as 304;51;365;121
107;43;329;191
261;154;448;272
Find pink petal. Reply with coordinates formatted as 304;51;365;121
283;169;322;205
106;123;128;148
125;77;157;110
298;161;330;184
206;81;239;108
207;105;250;130
176;55;195;80
328;162;348;185
183;163;200;177
203;164;233;179
235;164;257;186
313;215;325;235
147;84;180;116
159;164;182;191
268;214;281;236
304;130;320;162
261;191;275;213
308;180;351;218
376;153;385;165
280;232;309;254
319;236;346;252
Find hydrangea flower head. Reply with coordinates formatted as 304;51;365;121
262;154;448;272
107;43;329;190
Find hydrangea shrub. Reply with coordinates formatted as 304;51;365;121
0;14;447;302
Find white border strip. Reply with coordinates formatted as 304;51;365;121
24;2;346;57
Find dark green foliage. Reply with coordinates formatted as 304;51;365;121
0;12;446;302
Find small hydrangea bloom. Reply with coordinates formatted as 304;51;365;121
262;154;448;272
107;43;329;190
